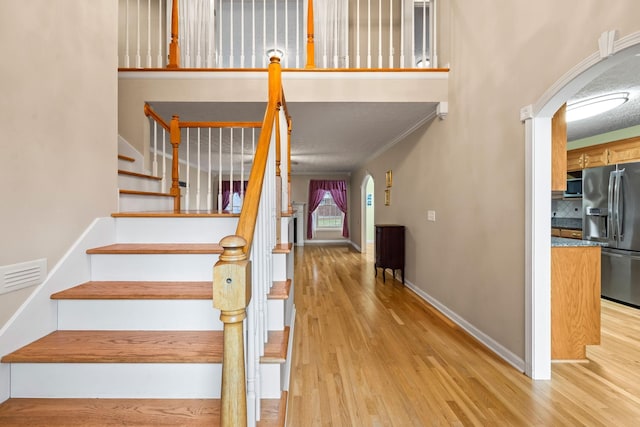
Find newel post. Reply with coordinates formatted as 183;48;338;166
169;115;181;212
213;236;252;427
168;0;180;68
305;0;315;68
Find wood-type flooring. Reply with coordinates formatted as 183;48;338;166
286;245;640;426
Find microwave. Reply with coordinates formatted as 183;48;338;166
564;178;582;197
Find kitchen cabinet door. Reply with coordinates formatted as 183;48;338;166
583;146;609;169
607;136;640;165
551;104;567;191
566;150;584;172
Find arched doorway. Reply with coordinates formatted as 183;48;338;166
526;32;640;379
361;174;375;254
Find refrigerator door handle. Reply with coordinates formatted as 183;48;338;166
617;168;625;241
608;170;617;239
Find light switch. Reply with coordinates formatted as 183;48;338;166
427;210;436;221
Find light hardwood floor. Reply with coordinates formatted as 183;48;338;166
286;245;640;426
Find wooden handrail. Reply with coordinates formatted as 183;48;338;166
305;0;315;69
178;121;262;129
167;0;180;68
234;57;283;256
144;104;170;132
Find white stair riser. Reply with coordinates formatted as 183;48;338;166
57;300;223;331
10;363;221;398
267;299;284;331
260;364;284;399
273;253;287;282
118;174;162;193
118;193;174;212
90;254;219;281
117;158;139;173
115;217;238;243
56;299;286;331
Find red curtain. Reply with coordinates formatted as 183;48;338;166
307;180;349;239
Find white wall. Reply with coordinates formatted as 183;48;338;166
351;0;640;361
0;1;118;327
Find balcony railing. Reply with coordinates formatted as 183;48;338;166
118;0;439;70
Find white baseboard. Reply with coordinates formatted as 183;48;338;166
350;241;362;252
404;279;525;373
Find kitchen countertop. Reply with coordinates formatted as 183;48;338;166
551;217;582;230
551;237;607;247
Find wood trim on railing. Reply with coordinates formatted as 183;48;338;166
305;0;315;69
235;57;282;256
144;104;170;131
169;115;181;212
167;0;180;68
178;121;263;129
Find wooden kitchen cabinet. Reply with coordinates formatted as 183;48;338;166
375;225;405;284
551;245;601;360
566;150;584;172
551;104;567;191
551;228;561;237
568;135;640;170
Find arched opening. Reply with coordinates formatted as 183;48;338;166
361;174;375;254
527;32;640;379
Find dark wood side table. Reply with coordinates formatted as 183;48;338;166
374;224;405;284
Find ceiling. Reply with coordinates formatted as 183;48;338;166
148;101;437;175
567;54;640;141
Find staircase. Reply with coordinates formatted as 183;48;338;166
0;148;295;426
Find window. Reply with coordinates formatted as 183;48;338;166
314;192;344;230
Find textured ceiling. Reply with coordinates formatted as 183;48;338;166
148;101;437;174
567;54;640;141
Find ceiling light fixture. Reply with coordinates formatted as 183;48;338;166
566;92;629;122
266;48;285;60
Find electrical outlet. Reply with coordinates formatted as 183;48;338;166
427;210;436;221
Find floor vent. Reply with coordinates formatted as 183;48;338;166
0;259;47;295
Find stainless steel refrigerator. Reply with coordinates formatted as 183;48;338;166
583;161;640;308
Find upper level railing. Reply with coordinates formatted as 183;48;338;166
118;0;438;70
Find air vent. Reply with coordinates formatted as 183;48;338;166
0;259;47;295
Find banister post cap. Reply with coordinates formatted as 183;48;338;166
219;235;247;262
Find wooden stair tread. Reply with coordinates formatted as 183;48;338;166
86;243;223;254
118;169;162;180
272;243;293;254
51;281;212;300
118;154;135;162
261;327;290;363
112;211;240;218
0;395;286;426
119;189;174;198
2;329;289;364
2;331;223;363
268;280;291;300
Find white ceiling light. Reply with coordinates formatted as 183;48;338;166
266;48;284;60
566;92;629;122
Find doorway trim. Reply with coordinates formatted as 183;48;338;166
524;31;640;379
360;173;374;253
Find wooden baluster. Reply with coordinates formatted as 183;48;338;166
170;115;181;212
213;236;251;427
305;0;315;68
168;0;180;68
